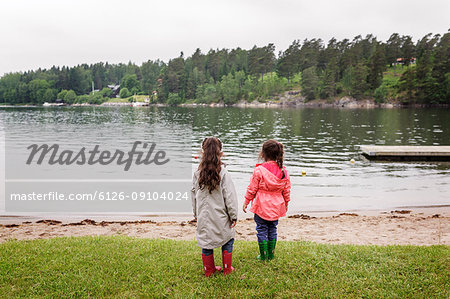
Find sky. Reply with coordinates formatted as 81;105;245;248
0;0;449;75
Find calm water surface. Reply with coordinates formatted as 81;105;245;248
1;106;449;213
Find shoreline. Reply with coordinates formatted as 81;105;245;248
1;98;449;109
1;206;448;225
1;103;449;109
1;206;448;246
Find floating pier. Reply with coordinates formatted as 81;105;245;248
360;145;450;161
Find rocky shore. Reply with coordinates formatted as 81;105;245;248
180;90;402;109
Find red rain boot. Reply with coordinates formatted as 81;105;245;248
202;254;222;277
222;250;235;275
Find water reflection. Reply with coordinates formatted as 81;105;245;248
1;106;449;212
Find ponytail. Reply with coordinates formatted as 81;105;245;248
275;142;284;169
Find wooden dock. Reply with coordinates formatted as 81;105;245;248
360;145;450;161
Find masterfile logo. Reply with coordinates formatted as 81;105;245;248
26;141;170;171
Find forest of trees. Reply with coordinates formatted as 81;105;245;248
0;31;448;105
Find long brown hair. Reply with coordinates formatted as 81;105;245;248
259;139;284;169
198;137;223;193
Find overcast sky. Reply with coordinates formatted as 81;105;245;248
0;0;449;75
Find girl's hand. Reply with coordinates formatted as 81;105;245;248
230;220;237;228
242;203;248;213
285;203;288;212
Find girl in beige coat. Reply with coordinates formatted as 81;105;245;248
192;137;238;277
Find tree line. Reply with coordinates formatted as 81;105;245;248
0;31;448;105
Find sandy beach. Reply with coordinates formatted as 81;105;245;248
1;207;448;246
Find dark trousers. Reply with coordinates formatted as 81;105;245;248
254;214;278;243
202;238;234;256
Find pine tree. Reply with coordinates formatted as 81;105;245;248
321;57;339;98
367;43;386;90
301;66;319;101
350;63;368;99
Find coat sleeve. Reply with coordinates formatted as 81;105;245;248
282;169;291;204
222;170;238;221
244;167;261;205
191;172;198;218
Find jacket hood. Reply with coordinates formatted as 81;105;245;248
258;165;288;191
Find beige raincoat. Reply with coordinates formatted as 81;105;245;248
192;166;238;249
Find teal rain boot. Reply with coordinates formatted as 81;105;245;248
257;240;268;261
267;239;276;260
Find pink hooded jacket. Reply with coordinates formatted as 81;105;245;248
244;161;291;221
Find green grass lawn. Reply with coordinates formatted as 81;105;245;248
105;95;151;103
383;64;410;78
104;97;130;103
0;237;448;298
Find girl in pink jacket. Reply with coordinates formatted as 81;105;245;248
242;139;291;261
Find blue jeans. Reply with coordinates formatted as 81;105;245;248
202;238;234;256
254;214;278;243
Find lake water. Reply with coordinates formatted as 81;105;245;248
1;106;449;214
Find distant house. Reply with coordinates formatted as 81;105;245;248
395;57;416;65
107;84;120;98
